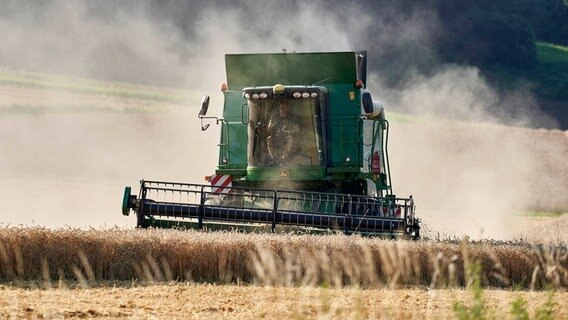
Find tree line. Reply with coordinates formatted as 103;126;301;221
433;0;567;70
361;0;567;73
2;0;566;94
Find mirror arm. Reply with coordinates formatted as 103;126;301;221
198;115;219;131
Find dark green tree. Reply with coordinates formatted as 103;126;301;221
443;7;537;70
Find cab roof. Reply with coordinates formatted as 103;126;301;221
225;51;361;90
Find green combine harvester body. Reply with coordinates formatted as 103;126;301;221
122;51;420;239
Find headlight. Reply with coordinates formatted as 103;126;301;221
302;92;310;98
252;93;260;99
293;92;301;98
259;92;268;99
310;92;318;98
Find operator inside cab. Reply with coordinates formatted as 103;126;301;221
246;89;323;169
266;100;299;165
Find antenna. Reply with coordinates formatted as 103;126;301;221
312;77;331;86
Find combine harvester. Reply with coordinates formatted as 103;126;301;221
122;51;420;239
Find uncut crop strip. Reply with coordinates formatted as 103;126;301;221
0;228;566;289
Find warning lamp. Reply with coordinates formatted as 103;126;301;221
355;79;364;89
371;151;381;174
220;83;228;92
273;84;285;95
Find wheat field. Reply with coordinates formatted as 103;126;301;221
0;227;567;319
1;284;567;319
0;227;566;289
1;73;567;318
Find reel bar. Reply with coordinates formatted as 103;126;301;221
124;180;419;238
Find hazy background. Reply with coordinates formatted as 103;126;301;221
0;0;566;239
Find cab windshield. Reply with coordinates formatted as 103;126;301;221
247;98;322;167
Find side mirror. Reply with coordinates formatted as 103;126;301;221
199;95;210;117
362;92;373;114
241;103;249;125
199;95;211;131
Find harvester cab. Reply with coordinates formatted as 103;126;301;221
122;51;420;239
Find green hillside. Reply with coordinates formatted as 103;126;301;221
0;69;188;104
533;42;568;100
537;42;568;64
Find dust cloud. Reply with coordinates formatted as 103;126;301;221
0;0;362;90
0;1;361;228
380;68;568;239
0;1;189;87
0;1;566;239
0;107;219;228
